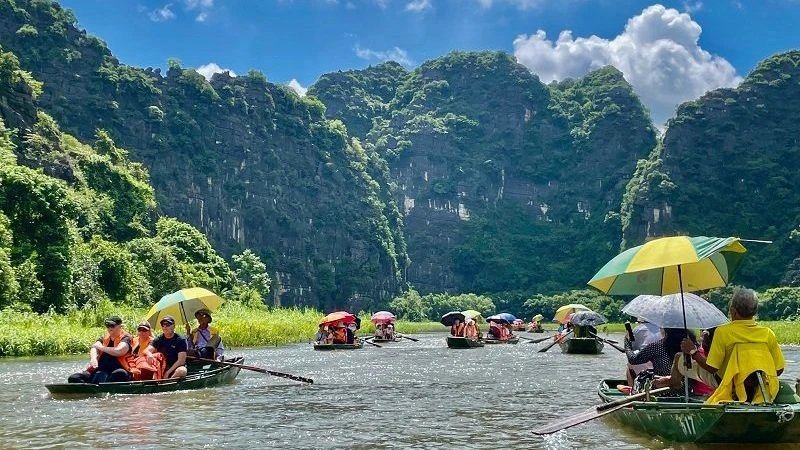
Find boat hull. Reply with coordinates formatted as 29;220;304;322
483;337;520;345
560;337;603;354
46;357;243;397
372;336;401;343
598;379;800;443
446;336;485;349
313;342;364;350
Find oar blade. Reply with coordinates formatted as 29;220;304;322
532;407;604;435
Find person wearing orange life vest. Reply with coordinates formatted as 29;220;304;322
130;321;164;380
185;308;224;361
464;319;480;340
67;315;133;384
332;322;349;344
450;319;465;337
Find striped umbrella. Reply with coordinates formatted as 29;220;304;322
588;236;746;296
145;287;224;328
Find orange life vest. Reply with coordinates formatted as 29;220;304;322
465;322;478;339
333;327;348;344
131;353;165;380
451;323;465;336
98;332;134;372
131;335;152;357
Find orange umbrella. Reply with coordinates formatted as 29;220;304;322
319;311;356;325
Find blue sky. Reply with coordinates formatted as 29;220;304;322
59;0;800;124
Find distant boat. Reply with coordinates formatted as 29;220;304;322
559;336;603;354
446;336;484;349
483;337;520;345
313;341;364;351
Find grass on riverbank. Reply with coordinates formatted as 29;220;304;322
596;322;800;344
0;304;447;357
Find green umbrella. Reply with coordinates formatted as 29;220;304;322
145;287;224;328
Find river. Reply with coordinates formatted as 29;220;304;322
1;332;798;449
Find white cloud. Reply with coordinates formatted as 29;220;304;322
406;0;432;12
512;4;742;126
683;1;703;13
354;44;413;66
184;0;214;22
196;63;237;80
374;0;389;8
149;4;176;22
288;79;308;96
196;11;208;21
476;0;542;9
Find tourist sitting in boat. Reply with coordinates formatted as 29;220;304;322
386;323;396;339
488;321;503;340
186;308;224;361
347;321;358;344
626;319;661;386
332;322;349;344
130;321;164;381
624;327;688;395
464;319;480;340
315;324;333;344
144;315;188;379
68;315;133;384
450;319;465;337
681;288;785;404
654;328;717;396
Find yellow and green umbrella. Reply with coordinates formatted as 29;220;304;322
145;287;224;328
553;304;590;323
588;236;746;296
462;310;482;320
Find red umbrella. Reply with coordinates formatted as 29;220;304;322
319;311;356;325
370;311;397;324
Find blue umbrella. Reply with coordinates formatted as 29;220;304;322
487;312;517;323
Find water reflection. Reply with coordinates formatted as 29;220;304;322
0;333;798;449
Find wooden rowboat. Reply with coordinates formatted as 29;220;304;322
559;337;603;354
597;379;800;443
483;337;520;344
313;341;364;350
446;336;484;349
45;356;243;398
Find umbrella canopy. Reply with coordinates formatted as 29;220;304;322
462;309;482;320
531;314;544;323
145;287;224;328
622;293;729;329
487;312;516;323
320;311;356;326
569;310;607;327
371;311;397;324
588;236;746;296
553;304;590;323
441;311;466;327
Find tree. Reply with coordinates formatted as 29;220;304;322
389;288;429;321
232;249;272;304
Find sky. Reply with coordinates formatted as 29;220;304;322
58;0;800;125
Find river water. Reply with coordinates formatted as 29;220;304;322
1;332;798;450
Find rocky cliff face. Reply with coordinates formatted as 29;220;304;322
0;0;406;310
313;52;657;293
621;51;800;289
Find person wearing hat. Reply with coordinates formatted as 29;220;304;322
130;321;163;380
186;308;224;361
144;315;188;379
67;315;133;384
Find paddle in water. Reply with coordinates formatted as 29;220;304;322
589;332;626;353
519;335;554;344
362;339;383;348
532;386;669;435
400;335;419;342
538;331;572;352
188;356;314;384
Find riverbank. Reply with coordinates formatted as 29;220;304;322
0;304;447;357
596;322;800;344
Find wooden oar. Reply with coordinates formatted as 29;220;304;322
187;357;313;384
532;386;669;435
590;333;626;353
519;335;553;344
538;331;572;352
362;339;383;348
400;335;419;342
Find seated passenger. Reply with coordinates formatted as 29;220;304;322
686;289;785;404
144;316;188;379
488;322;503;339
68;315;133;384
450;319;465;337
332;322;348;344
655;328;717;395
186;308;223;361
130;321;163;381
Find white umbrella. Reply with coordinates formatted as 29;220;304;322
622;293;729;329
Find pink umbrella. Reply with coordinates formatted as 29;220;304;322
371;311;397;324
